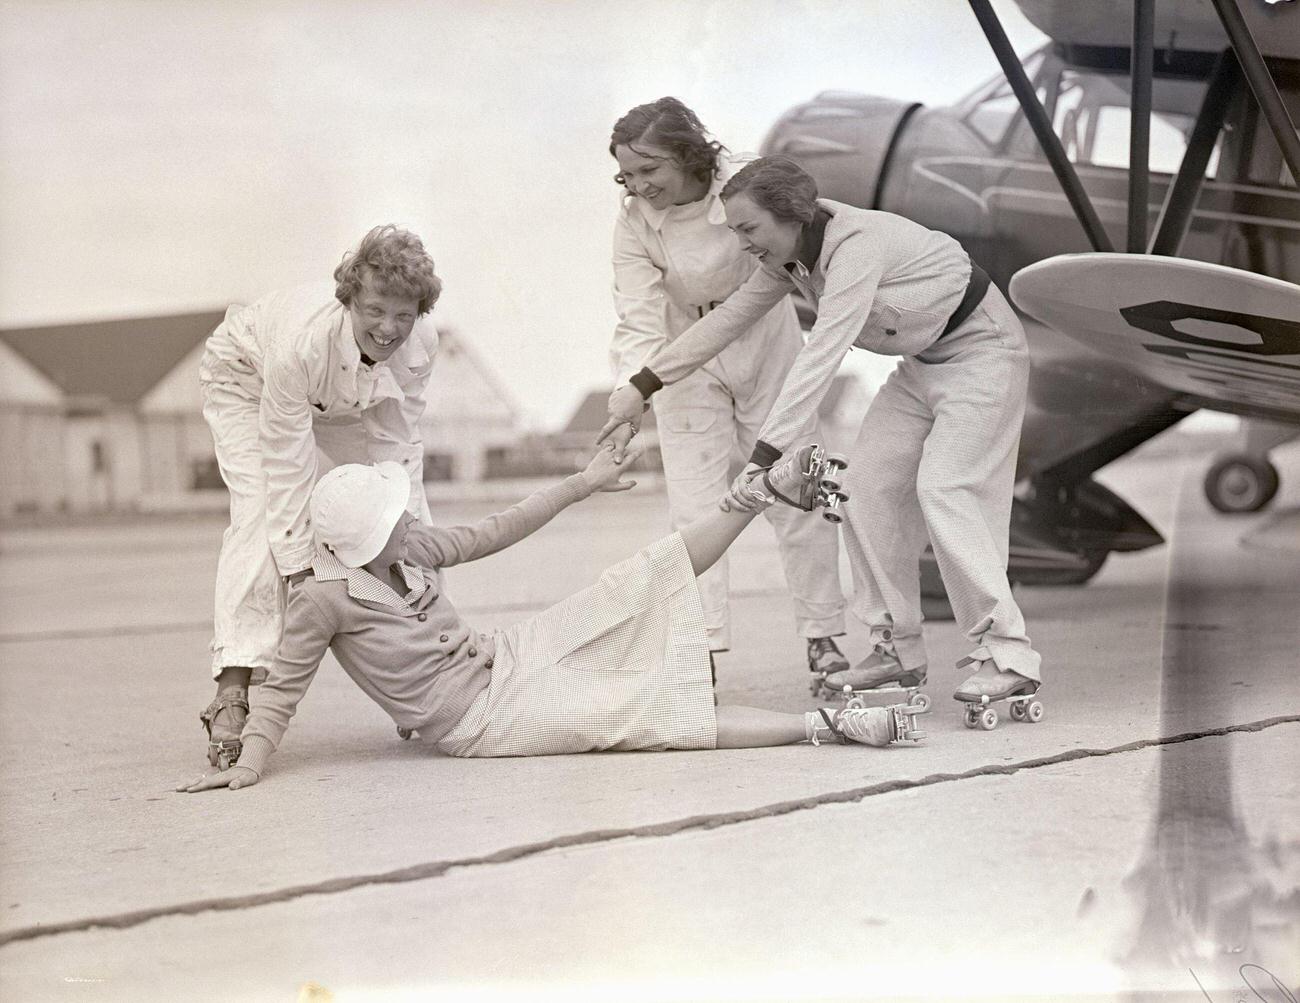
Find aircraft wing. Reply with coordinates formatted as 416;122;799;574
1013;0;1300;61
1011;253;1300;424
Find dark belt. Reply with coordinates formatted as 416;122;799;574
940;261;991;337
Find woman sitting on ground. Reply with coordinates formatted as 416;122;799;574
181;445;925;791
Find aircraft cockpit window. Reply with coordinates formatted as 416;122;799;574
1048;69;1219;177
962;51;1047;150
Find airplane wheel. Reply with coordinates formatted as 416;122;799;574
1204;454;1279;514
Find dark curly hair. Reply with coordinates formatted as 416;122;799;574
720;156;820;225
334;225;442;316
609;97;726;185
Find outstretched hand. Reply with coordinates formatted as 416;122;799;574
720;463;772;513
581;440;644;493
596;385;646;455
600;421;637;462
177;766;259;794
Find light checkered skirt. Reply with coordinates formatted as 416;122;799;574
436;533;718;757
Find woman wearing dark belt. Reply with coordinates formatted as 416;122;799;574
600;156;1042;706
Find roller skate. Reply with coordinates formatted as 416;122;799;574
761;444;850;523
199;686;249;770
809;702;928;747
953;652;1043;731
811;630;931;713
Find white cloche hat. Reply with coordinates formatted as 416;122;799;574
310;461;409;567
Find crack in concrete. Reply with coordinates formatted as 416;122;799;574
2;715;1296;949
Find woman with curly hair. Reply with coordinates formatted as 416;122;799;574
197;224;443;770
606;98;849;688
602;156;1043;711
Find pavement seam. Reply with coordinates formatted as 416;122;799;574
3;714;1296;949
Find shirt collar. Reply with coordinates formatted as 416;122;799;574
311;546;429;610
786;205;831;279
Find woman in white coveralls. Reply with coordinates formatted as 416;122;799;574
197;225;443;769
602;157;1042;707
606;98;849;683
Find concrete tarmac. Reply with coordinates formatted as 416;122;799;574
1;436;1297;1002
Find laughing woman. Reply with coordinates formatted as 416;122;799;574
605;98;849;685
601;156;1042;708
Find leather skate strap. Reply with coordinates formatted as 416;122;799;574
818;708;845;744
761;469;809;512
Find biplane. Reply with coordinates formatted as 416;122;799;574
760;0;1300;602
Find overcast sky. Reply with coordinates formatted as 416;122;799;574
0;0;1044;427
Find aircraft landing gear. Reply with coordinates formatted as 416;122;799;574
1203;454;1280;514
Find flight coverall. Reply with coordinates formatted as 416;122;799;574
637;200;1041;683
199;280;438;683
611;162;846;651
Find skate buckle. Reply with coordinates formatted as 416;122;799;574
208;737;243;771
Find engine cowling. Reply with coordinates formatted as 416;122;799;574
759;92;922;210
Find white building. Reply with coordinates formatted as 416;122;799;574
0;315;522;519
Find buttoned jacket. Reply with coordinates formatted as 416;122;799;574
236;474;593;778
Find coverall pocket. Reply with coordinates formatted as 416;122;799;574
659;407;718;436
858;302;946;353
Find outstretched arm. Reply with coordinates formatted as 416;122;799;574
404;442;643;570
598;265;792;444
178;585;335;792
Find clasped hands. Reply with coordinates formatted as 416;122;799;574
596;385;774;514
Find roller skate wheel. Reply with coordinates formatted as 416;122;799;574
1025;700;1044;723
397;726;414;741
820;477;842;493
845;696;865;710
979;708;999;731
963;707;979;729
1009;701;1026;722
909;692;932;713
826;454;848;471
822;510;842;524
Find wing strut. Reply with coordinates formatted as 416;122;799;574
1149;49;1241;257
1208;0;1300;187
967;0;1114;253
1128;0;1155;253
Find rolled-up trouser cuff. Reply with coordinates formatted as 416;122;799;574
797;612;847;639
967;641;1042;683
889;631;929;673
210;653;273;686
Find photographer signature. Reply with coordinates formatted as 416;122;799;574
1191;964;1297;1003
